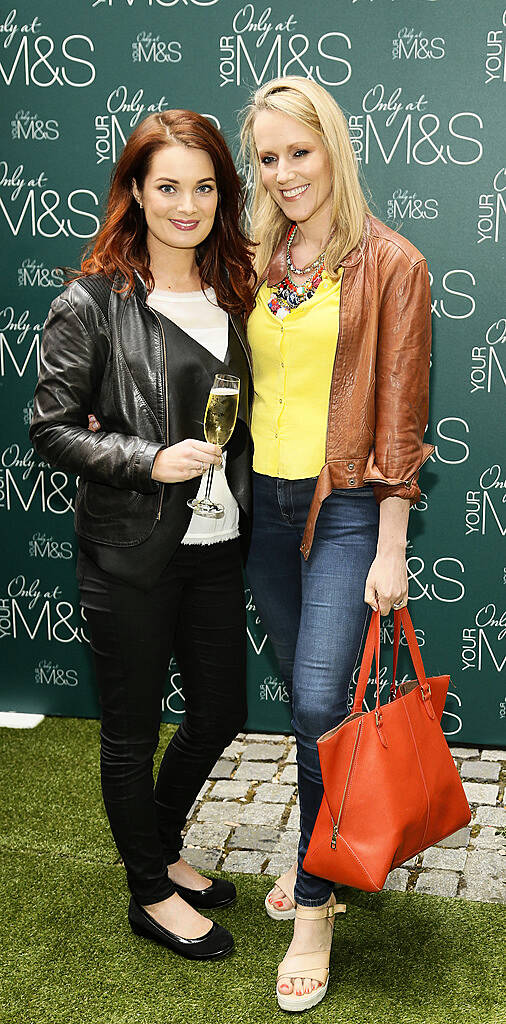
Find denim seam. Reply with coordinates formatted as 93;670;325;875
294;896;333;907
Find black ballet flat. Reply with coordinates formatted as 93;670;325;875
128;896;234;961
171;877;236;910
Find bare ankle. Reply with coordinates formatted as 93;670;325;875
142;894;175;913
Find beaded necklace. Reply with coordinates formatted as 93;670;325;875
267;223;326;318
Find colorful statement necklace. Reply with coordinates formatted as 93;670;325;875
268;223;326;318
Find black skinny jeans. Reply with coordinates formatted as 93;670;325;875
77;539;247;905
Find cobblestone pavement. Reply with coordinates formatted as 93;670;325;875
182;735;506;904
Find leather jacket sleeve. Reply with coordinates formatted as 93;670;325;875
29;291;164;493
364;258;434;505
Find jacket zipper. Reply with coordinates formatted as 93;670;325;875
329;719;362;849
150;308;169;521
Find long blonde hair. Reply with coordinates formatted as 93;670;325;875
239;76;370;280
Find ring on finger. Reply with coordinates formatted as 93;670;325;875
393;601;404;609
199;462;205;474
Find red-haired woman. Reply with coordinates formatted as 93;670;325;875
30;111;255;961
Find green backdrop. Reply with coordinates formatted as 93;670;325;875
0;0;504;743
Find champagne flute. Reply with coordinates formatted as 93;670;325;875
187;373;240;518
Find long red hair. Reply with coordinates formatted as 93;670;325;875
80;111;256;315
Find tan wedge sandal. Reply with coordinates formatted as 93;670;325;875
264;862;297;921
276;894;346;1012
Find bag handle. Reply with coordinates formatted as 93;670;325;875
352;607;431;716
352;609;381;715
390;611;402;700
391;608;428;697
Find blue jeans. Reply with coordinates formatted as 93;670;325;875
247;473;379;905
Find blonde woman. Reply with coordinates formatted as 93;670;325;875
240;77;433;1011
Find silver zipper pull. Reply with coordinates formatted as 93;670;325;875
331;824;338;849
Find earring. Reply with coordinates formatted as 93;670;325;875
138;200;143;209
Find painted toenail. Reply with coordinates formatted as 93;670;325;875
274;900;284;907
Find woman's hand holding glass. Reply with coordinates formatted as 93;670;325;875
87;417;221;484
151;439;222;484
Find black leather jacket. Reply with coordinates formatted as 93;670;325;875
30;272;253;578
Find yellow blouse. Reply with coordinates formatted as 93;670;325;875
247;271;343;480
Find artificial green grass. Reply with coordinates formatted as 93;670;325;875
0;717;176;863
1;719;505;1024
1;853;505;1024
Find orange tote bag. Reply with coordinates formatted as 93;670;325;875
303;608;471;892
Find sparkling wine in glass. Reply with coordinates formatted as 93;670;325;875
187;373;240;518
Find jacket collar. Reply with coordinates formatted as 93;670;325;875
263;217;370;288
133;270;148;303
132;270;252;380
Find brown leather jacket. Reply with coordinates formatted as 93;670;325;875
258;215;435;560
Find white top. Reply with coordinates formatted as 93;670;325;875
147;286;240;546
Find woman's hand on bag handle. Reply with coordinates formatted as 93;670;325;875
152;440;222;483
364;496;410;615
